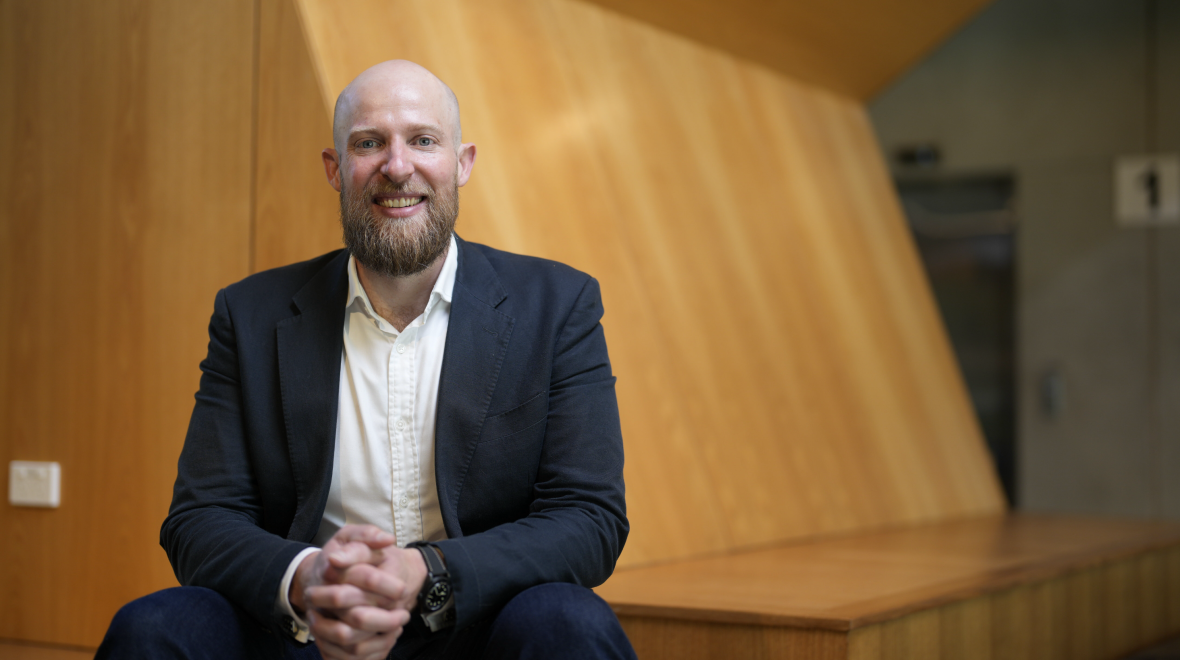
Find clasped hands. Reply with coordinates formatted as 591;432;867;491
290;525;429;660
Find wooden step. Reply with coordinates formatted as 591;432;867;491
596;515;1180;659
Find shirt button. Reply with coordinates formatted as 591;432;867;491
396;419;406;430
399;496;409;508
396;344;406;354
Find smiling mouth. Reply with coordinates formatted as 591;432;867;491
375;196;424;208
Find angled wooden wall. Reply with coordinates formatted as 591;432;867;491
254;0;340;272
288;0;1005;570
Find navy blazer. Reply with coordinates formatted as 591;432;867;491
161;237;628;633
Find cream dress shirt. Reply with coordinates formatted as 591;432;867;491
275;235;457;640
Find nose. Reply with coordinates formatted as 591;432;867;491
379;141;414;183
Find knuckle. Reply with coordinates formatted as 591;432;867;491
313;588;335;607
342;607;364;626
313;622;340;644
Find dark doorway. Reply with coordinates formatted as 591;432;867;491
897;176;1017;505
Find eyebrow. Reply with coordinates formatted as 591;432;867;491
348;123;446;139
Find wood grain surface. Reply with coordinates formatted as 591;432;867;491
254;0;342;272
292;0;1006;570
0;641;93;660
578;0;992;99
848;544;1180;660
0;0;254;646
595;515;1180;629
618;619;848;660
607;518;1180;660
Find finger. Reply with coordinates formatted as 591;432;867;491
326;540;389;570
375;550;428;610
329;525;396;550
315;639;387;660
363;643;399;660
348;627;403;660
339;563;407;604
316;634;398;660
312;617;402;660
336;604;410;634
306;607;378;647
313;637;355;660
305;583;389;611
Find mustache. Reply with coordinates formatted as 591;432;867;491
364;180;433;198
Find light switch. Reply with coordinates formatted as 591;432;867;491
9;461;61;508
1115;154;1180;226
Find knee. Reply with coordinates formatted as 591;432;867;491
96;587;236;659
490;583;635;659
105;590;175;642
111;587;220;630
501;583;616;633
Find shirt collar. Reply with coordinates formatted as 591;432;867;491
346;233;459;324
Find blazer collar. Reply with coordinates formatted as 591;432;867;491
451;235;506;307
277;249;350;541
435;236;515;537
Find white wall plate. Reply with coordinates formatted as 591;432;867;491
9;461;61;508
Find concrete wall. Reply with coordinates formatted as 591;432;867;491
870;0;1180;518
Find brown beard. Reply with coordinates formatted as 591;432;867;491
340;176;458;277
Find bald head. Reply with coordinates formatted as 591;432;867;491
333;60;462;153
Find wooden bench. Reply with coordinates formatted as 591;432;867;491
596;515;1180;659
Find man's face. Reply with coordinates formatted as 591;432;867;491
323;72;476;277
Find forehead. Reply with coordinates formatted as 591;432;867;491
343;80;449;133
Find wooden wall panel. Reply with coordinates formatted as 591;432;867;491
618;618;848;660
291;0;1005;568
0;0;254;647
254;0;341;272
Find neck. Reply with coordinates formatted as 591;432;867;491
355;242;449;332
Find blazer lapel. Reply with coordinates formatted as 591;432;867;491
435;237;515;537
276;250;350;542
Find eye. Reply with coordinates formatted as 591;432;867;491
357;139;378;149
416;137;434;147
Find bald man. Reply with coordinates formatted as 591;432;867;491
97;61;635;660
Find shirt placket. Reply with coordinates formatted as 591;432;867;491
404;324;421;542
389;325;419;544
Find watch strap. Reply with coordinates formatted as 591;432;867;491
407;541;448;578
407;541;455;631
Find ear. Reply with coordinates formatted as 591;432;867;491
322;148;343;192
456;143;477;187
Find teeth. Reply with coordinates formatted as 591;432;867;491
377;197;423;208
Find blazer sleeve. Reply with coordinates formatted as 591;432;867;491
160;288;313;630
436;276;629;631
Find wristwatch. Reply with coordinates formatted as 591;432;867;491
406;541;456;631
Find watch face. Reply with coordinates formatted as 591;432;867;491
424;580;452;611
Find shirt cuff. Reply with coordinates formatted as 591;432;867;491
275;547;320;643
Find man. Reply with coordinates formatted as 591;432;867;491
97;60;635;660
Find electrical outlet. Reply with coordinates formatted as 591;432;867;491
9;461;61;508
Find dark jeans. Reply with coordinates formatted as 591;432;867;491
95;583;637;660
